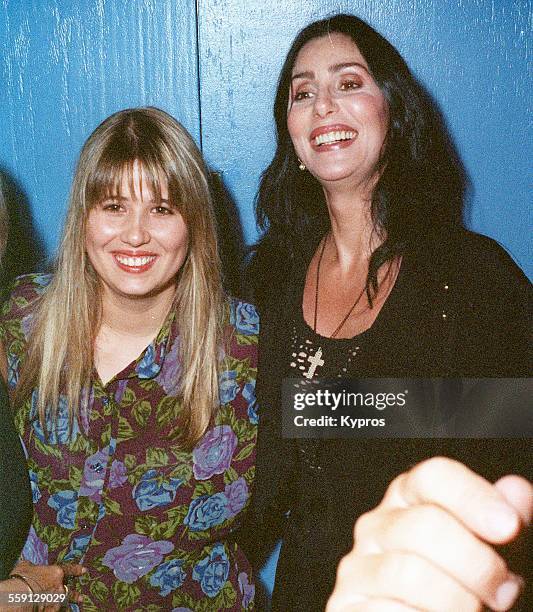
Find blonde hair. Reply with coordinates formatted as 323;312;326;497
16;107;225;447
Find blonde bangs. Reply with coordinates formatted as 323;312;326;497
86;153;172;211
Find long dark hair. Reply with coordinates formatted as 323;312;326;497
251;14;465;306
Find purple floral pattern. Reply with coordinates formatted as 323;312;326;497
239;571;255;609
102;534;174;583
225;477;250;516
108;459;128;489
1;275;259;610
192;425;238;480
78;448;110;502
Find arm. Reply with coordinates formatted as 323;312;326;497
327;457;531;611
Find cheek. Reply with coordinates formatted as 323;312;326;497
287;111;306;149
365;98;389;136
85;215;115;250
376;101;389;135
161;221;189;254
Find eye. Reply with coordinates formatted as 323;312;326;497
339;79;362;91
152;205;174;215
293;90;313;102
102;201;123;213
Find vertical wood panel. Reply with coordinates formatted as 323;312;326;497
198;0;531;277
0;0;200;259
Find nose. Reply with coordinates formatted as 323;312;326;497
120;211;150;247
313;87;338;118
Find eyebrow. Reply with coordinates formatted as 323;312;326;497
291;61;370;81
103;195;170;204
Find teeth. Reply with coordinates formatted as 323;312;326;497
314;130;356;146
115;255;156;267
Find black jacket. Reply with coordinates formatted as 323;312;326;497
249;229;531;611
0;378;32;579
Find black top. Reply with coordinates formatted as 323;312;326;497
250;229;531;611
0;377;32;579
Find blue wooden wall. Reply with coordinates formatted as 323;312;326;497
1;0;531;278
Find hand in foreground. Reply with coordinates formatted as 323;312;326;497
10;560;86;610
326;457;532;611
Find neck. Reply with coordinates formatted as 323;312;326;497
322;185;379;271
99;284;176;337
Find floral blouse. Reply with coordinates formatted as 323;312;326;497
0;274;259;611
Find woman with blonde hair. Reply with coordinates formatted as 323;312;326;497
1;107;259;610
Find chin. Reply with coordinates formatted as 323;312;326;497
312;161;376;187
109;280;157;299
313;168;358;184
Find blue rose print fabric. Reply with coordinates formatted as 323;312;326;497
0;274;260;611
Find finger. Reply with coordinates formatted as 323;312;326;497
45;564;65;589
494;475;532;526
60;563;87;577
368;503;522;611
69;588;84;605
332;550;483;612
382;457;521;544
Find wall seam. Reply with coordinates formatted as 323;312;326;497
195;0;203;151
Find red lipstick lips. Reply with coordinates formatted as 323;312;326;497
112;251;158;274
310;124;358;152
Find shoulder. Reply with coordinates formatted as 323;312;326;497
416;229;529;296
1;273;52;313
0;273;51;357
1;273;51;329
423;230;530;375
445;231;530;320
448;230;528;284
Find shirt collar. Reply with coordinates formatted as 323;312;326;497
113;308;177;382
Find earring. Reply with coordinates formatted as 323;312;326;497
298;158;306;171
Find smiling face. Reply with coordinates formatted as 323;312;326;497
85;160;189;305
287;33;389;190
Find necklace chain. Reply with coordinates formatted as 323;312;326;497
313;232;367;339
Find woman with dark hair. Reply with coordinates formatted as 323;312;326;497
250;14;531;611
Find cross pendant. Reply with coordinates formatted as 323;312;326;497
303;347;324;379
